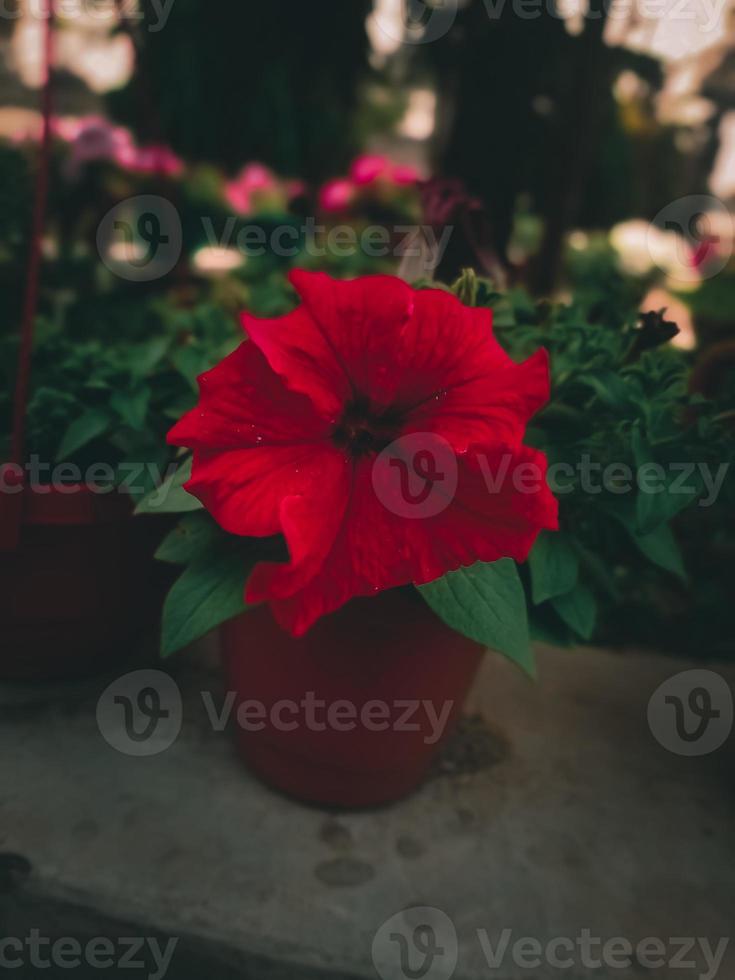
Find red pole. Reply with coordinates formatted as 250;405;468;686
0;0;54;550
11;0;55;466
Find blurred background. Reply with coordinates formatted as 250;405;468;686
1;4;735;979
1;0;734;655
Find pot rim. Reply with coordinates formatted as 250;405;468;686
0;481;134;527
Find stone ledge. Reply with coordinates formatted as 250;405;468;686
2;643;733;979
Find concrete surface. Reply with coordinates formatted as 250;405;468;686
1;642;734;979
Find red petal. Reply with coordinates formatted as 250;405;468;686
404;348;550;451
167;341;330;451
247;456;352;601
394;289;550;449
259;443;558;635
244;270;415;415
185;444;346;537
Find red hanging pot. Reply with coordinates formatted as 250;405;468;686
220;589;483;808
0;485;171;681
0;4;171;681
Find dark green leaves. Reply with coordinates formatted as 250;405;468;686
57;408;111;460
419;559;534;676
155;511;223;565
528;530;579;604
161;548;250;657
628;522;687;582
631;427;701;534
110;386;151;431
157;514;287;657
136;457;202;514
551;583;597;641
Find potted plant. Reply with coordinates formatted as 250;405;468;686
147;268;557;805
150;266;733;807
0;291;238;681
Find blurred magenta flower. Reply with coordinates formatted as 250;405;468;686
319;156;420;215
350;154;389;185
60;116;133;177
391;163;421;185
225;163;303;215
319;178;356;213
350;154;420;187
14;114;185;180
115;142;184;177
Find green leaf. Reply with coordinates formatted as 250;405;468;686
528;530;579;604
571;539;620;601
156;512;224;565
130;336;171;377
419;559;534;676
135;457;202;514
161;548;250;657
111;387;151;430
629;522;687;582
172;345;207;391
631;427;701;533
57;408;111;460
576;371;638;411
551;583;597;641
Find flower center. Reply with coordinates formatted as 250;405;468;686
332;398;403;458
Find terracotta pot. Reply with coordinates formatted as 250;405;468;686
0;485;171;681
220;590;483;808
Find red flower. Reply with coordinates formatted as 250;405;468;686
168;271;558;635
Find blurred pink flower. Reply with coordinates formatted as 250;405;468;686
319;178;356;213
15;114;184;179
11;113;131;158
349;155;420;188
115;142;184;177
391;163;420;185
225;163;278;214
64;116;134;175
350;154;390;185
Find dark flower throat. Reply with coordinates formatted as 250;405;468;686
332;397;404;458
